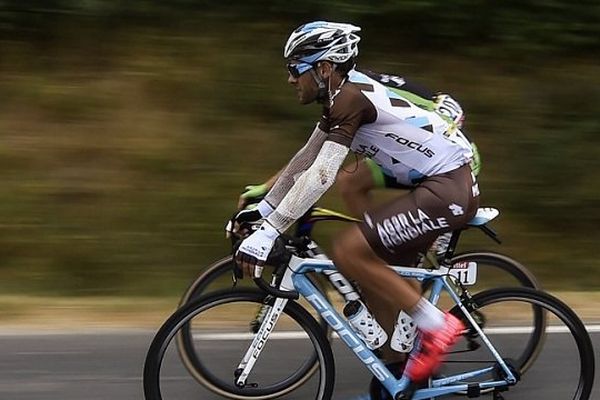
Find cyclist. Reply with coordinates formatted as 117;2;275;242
238;79;480;212
233;21;480;384
238;74;481;285
239;74;481;219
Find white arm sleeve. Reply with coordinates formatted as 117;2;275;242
264;126;328;209
267;140;349;232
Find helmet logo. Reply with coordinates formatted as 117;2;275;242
328;55;347;62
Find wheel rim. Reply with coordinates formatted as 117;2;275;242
445;288;593;399
175;257;329;398
172;290;328;399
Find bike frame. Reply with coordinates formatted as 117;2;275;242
235;255;518;399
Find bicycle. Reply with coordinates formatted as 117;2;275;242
143;210;593;400
175;206;543;399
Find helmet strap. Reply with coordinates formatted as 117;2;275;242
327;64;336;107
325;64;346;107
309;68;329;103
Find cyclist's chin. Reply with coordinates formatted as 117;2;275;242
298;91;317;105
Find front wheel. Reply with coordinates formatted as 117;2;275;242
144;289;335;400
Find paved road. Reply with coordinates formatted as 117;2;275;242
0;329;598;400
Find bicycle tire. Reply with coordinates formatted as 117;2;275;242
421;251;541;293
452;251;540;289
144;289;336;400
176;255;331;398
178;255;330;308
420;251;545;375
448;287;594;400
447;251;546;375
179;256;238;301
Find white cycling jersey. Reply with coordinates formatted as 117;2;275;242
322;70;473;186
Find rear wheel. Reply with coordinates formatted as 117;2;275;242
445;288;594;399
445;252;545;375
450;251;540;292
423;251;546;373
178;256;243;300
421;251;545;375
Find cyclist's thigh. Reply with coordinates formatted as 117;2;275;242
359;164;479;265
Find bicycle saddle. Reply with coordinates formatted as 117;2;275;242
467;207;499;226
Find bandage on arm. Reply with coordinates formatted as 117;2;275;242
264;126;328;209
267;140;349;232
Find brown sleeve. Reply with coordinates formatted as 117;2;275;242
318;83;377;147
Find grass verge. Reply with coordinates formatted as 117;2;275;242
0;291;599;332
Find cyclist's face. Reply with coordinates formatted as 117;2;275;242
287;62;318;104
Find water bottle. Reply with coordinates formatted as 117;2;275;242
343;300;388;350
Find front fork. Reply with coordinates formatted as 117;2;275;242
250;242;359;333
235;294;289;388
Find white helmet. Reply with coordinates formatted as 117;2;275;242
284;21;361;65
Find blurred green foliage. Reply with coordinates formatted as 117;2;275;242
0;2;598;296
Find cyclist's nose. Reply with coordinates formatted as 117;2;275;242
288;74;297;85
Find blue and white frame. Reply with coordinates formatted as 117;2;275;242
234;255;518;400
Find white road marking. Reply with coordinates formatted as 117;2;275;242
16;351;91;355
192;324;600;340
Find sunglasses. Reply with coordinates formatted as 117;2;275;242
286;62;313;78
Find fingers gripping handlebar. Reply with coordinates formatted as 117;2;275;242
252;236;300;299
232;235;301;299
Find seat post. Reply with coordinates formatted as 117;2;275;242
441;229;463;266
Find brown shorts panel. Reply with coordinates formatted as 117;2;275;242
359;164;479;265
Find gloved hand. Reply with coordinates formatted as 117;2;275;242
238;184;269;209
225;200;274;238
234;207;263;227
235;222;280;278
225;207;260;238
434;93;465;129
